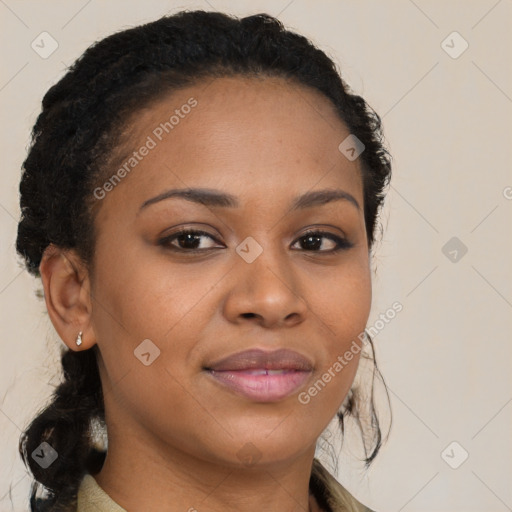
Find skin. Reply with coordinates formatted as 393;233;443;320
40;76;372;512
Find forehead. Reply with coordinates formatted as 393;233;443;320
95;75;363;218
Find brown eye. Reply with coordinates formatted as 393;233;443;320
159;229;223;251
291;231;353;253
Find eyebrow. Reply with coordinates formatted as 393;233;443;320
138;187;360;213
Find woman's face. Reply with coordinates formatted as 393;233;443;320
88;76;371;469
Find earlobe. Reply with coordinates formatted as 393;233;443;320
39;244;94;351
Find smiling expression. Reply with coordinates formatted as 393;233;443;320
87;75;372;467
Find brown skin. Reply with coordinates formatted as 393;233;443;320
39;76;371;512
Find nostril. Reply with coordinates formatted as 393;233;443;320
241;313;256;319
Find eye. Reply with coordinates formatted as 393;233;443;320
291;230;353;253
158;229;223;251
158;228;353;254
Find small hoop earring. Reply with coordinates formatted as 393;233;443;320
76;331;83;346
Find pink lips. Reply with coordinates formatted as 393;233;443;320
204;348;313;402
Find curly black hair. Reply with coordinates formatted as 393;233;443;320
16;9;392;511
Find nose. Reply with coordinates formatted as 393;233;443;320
222;244;308;329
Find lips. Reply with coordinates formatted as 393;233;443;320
205;348;314;372
204;348;313;402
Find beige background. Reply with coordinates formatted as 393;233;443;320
1;1;511;510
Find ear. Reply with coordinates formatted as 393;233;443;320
39;244;95;351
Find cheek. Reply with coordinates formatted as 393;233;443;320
90;249;210;429
89;238;219;399
309;256;372;348
92;235;205;338
305;257;371;405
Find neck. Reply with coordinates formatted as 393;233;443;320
94;418;321;512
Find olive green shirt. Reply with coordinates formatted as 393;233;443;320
76;459;374;512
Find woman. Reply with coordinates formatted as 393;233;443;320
17;10;392;512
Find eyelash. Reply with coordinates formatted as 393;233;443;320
158;228;353;254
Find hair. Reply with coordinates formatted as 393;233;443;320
16;9;392;511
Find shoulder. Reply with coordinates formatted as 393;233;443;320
77;473;127;512
310;458;376;512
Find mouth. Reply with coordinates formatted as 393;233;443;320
203;348;314;402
